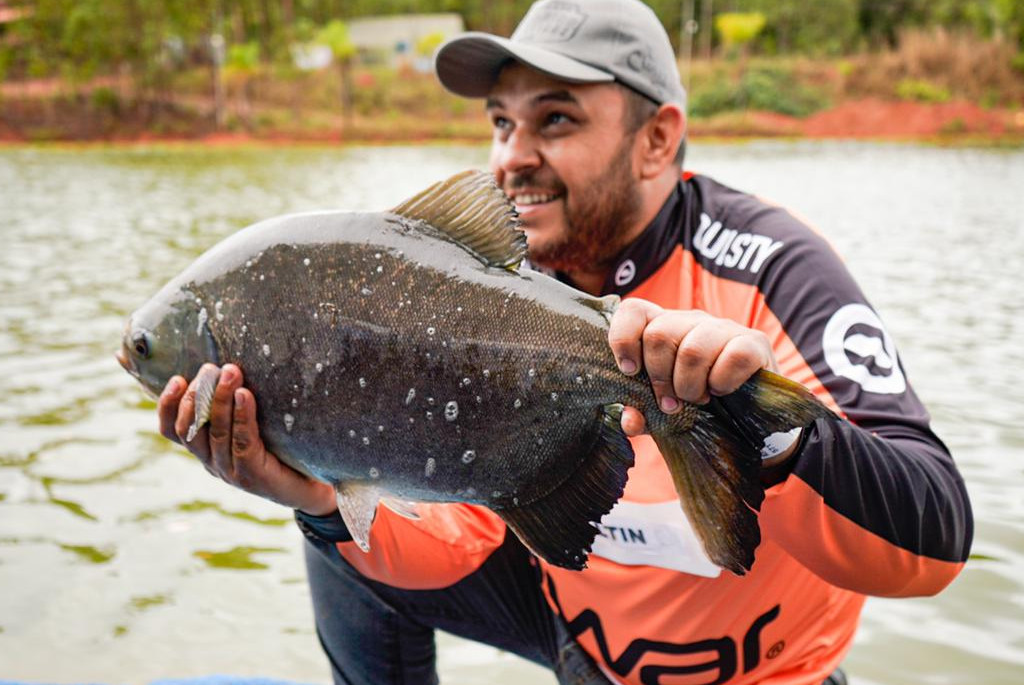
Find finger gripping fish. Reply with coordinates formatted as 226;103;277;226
118;170;835;574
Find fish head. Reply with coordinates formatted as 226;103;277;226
117;288;219;398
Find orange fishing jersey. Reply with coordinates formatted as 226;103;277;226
331;174;972;684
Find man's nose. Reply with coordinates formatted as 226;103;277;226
493;128;542;177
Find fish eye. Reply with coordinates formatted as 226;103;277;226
132;332;151;359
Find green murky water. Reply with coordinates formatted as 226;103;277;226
1;142;1022;683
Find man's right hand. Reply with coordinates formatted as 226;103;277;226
158;363;337;516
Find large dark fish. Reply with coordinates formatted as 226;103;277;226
117;170;834;574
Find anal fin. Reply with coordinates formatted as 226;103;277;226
186;365;222;442
495;405;634;571
335;482;382;552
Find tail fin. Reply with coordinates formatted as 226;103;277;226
496;405;634;571
651;370;835;575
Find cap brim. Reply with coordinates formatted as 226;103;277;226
435;33;614;98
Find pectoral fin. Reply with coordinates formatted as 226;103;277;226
335;482;382;552
495;405;634;570
186;365;222;442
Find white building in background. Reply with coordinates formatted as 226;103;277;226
349;13;465;71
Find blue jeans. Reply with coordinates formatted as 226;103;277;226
298;513;847;685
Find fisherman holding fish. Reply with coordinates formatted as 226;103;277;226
138;1;972;683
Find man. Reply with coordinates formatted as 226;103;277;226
157;1;973;683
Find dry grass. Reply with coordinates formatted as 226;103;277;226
842;28;1024;105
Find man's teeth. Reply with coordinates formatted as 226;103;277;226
515;193;558;205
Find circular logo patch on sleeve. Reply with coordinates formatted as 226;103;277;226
822;303;906;394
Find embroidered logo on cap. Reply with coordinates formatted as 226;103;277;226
516;1;586;42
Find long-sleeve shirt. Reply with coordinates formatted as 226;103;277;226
301;174;973;685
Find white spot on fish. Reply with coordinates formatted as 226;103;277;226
550;392;559;401
316;363;324;373
427;397;435;406
513;497;520;505
475;395;482;404
348;430;356;438
461;450;476;464
262;344;271;356
245;260;252;268
291;398;298;408
425;458;436;477
425;411;434;421
575;376;584;385
283;414;295;432
362;436;370;446
461;377;471;387
513;399;522;409
196;307;208;335
359;377;367;389
374;252;381;259
259;274;265;281
456;306;463;313
377;425;384;433
405;388;416;405
361;287;372;296
303;258;311;266
426;326;436;336
528;368;536;378
492;491;501;499
215;301;225;322
482;369;491;380
241;324;248;334
368;467;380;478
376;266;383;273
537;437;544;445
444;401;459;421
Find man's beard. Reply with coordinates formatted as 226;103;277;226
513;138;642;273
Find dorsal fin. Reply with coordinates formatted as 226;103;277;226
391;170;527;270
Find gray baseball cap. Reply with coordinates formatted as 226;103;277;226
435;0;686;107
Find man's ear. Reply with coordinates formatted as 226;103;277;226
637;104;686;179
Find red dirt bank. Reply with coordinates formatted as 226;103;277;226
1;98;1021;144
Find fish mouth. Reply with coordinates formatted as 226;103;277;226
115;347;140;380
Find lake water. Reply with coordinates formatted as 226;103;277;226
1;141;1022;684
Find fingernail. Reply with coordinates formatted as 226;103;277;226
221;367;235;384
234;389;245;408
163;378;181;396
618;358;637;375
660;396;679;413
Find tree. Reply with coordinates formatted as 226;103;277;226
316;19;357;129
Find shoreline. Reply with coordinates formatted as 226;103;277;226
2;100;1022;149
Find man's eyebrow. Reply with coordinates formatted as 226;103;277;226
485;90;581;110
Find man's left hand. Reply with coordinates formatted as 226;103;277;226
607;298;779;437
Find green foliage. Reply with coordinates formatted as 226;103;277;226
689;65;829;117
715;13;766;48
895;78;952;103
227;42;261;72
1013;53;1024;74
90;87;121;114
416;31;446;58
316;20;357;61
730;0;859;55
